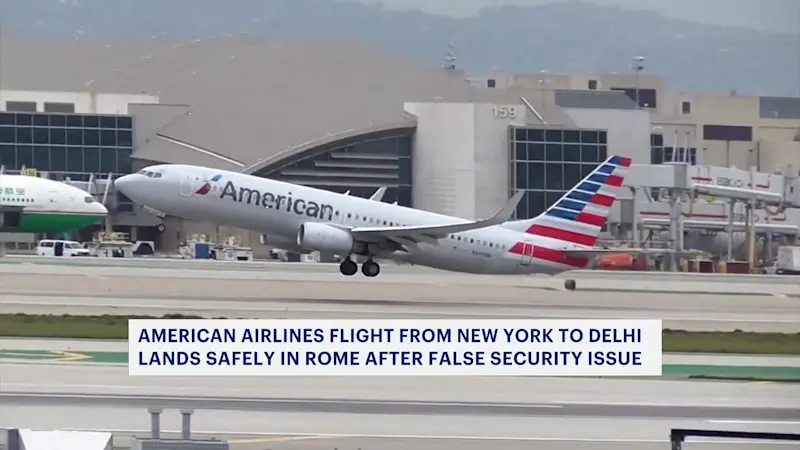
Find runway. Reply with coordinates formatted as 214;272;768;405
1;363;798;449
3;255;800;287
1;259;799;448
1;279;798;331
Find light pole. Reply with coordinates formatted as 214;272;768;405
631;56;645;109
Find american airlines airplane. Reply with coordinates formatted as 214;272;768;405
114;155;633;277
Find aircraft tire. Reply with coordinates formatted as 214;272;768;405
362;260;380;277
564;279;576;291
339;259;358;276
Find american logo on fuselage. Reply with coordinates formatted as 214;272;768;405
219;180;334;220
195;174;222;195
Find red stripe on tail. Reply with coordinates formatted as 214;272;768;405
576;212;606;227
605;174;624;187
590;193;614;207
618;157;632;167
528;224;597;247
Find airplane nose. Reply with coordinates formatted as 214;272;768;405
95;201;109;215
113;174;137;194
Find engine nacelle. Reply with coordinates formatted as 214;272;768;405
260;233;307;253
297;222;355;255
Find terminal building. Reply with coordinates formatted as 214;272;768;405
1;35;799;255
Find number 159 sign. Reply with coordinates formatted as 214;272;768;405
492;106;518;119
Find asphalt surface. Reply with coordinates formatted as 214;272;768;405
2;363;799;450
1;268;798;331
2;258;799;449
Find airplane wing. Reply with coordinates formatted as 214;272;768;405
369;187;387;202
562;248;708;259
348;191;525;245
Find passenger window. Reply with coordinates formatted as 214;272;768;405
470;239;474;243
347;213;352;218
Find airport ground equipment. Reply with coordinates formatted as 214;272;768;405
131;408;229;450
670;428;800;450
776;245;800;274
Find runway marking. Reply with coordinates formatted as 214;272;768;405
4;301;797;324
707;420;800;425
5;428;796;445
0;392;564;408
228;434;330;444
84;274;108;280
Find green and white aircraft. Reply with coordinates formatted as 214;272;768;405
0;174;108;233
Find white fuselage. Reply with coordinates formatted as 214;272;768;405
116;165;587;275
0;174;109;234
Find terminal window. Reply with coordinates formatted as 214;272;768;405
260;134;413;207
510;126;608;219
0;112;134;178
650;134;697;165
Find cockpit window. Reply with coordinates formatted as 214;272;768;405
136;169;163;178
84;196;96;203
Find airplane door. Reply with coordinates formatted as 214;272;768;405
179;176;194;196
520;241;533;267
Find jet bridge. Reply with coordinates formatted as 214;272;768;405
623;162;797;271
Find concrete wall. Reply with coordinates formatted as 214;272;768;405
404;101;528;219
0;90;159;114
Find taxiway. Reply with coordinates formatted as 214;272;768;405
1;362;798;450
1;272;798;331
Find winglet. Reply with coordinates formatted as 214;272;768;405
487;190;525;226
369;187;387;202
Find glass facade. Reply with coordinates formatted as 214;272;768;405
0;111;134;180
650;133;697;165
510;127;608;219
255;134;413;207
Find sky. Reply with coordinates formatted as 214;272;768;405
370;0;800;34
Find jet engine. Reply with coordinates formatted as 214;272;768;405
260;233;307;253
296;222;356;255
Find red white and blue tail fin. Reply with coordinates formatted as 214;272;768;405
504;155;632;248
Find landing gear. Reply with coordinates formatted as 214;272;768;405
339;258;358;276
338;255;381;277
361;259;380;277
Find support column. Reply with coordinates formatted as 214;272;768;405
748;198;757;272
180;409;194;440
668;190;680;271
727;199;735;260
148;407;162;439
630;187;639;248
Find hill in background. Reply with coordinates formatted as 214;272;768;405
1;0;798;95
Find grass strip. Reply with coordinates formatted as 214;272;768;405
0;314;799;355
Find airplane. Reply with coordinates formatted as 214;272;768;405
115;156;635;277
0;173;109;233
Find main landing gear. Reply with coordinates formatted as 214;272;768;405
339;257;380;277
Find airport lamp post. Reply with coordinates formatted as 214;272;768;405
631;56;645;109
